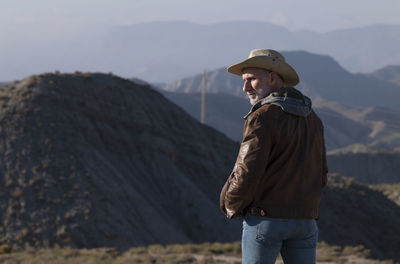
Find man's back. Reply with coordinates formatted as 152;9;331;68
221;87;327;219
249;103;327;218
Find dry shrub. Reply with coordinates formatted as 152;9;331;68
0;244;12;254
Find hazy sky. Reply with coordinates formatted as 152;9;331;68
1;0;400;35
1;0;400;81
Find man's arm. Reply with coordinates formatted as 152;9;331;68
321;125;328;188
219;179;229;214
223;111;274;218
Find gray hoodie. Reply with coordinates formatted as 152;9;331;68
244;87;312;119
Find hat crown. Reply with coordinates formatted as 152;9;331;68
227;48;299;87
248;49;286;62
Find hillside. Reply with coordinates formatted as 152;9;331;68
1;73;400;261
318;174;400;261
164;51;400;110
160;91;248;142
0;174;399;262
313;100;400;151
370;65;400;86
327;149;400;184
0;73;239;249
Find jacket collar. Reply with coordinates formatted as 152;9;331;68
244;87;312;119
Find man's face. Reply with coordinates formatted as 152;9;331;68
242;68;272;105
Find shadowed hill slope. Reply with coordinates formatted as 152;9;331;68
0;73;239;249
319;174;400;261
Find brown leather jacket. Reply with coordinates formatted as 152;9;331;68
220;87;328;219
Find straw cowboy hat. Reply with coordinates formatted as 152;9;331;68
227;49;299;87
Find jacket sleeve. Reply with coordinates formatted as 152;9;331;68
321;125;328;188
223;112;273;218
219;179;229;214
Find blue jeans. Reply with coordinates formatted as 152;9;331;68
242;214;318;264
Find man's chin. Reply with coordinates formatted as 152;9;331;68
249;98;258;105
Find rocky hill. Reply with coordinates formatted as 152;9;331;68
163;51;400;111
0;73;239;249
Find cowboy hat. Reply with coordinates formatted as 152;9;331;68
227;49;299;87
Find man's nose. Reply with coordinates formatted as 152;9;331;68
243;81;252;92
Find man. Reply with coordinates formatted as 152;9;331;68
220;49;328;264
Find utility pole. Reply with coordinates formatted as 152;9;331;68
201;70;207;124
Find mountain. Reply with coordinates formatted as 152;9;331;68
370;65;400;86
0;73;239;249
301;24;400;74
313;100;400;151
161;91;248;142
160;89;400;152
100;22;400;83
327;149;400;184
2;21;400;83
164;51;400;111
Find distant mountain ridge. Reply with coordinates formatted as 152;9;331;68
2;21;400;83
102;22;400;82
370;65;400;86
164;51;400;111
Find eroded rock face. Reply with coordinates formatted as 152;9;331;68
0;73;239;249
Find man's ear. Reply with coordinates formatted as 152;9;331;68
271;72;283;85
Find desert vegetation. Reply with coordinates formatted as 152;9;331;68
0;241;396;264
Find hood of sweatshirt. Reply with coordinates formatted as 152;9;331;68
244;87;312;119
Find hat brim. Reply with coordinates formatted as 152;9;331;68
227;56;299;87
